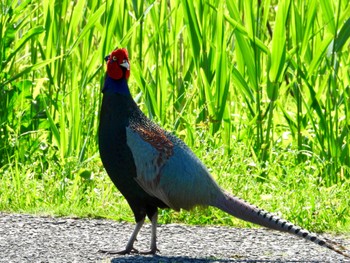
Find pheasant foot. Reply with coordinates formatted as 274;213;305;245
98;247;139;255
139;247;160;255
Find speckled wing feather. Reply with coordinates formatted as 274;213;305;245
126;120;221;211
126;125;175;209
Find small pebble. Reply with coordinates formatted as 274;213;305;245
0;212;349;263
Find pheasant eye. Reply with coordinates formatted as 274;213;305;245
112;56;117;61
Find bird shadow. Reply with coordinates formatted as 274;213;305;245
109;255;322;263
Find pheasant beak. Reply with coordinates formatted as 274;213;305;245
120;60;130;71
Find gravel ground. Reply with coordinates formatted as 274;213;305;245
0;212;349;263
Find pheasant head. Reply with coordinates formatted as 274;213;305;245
103;48;131;94
106;48;130;80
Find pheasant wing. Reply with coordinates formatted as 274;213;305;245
126;125;220;211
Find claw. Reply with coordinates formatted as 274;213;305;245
139;247;160;255
98;247;139;255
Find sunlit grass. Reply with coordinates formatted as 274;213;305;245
1;136;349;232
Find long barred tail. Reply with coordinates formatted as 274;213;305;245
213;192;350;259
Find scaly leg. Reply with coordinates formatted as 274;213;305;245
140;211;159;254
99;218;145;255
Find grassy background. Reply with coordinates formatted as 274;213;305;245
1;0;350;233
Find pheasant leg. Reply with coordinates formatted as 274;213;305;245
99;218;144;254
139;211;159;255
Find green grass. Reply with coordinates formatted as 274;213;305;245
1;136;349;233
1;0;350;233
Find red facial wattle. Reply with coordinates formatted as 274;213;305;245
106;48;130;80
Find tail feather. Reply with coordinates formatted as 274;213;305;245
213;192;350;259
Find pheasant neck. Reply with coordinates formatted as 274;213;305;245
102;75;130;95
